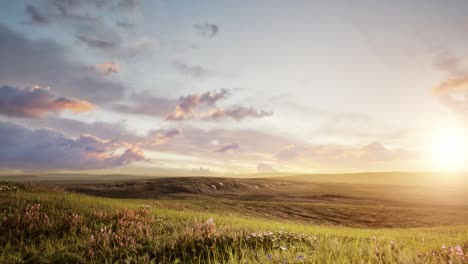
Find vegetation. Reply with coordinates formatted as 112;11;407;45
0;182;467;263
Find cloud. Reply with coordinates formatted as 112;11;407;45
23;1;150;58
0;22;125;103
276;145;303;161
163;128;182;138
117;0;139;11
48;0;139;18
433;75;468;95
194;23;219;39
214;143;239;153
142;128;182;146
0;121;144;170
76;34;117;49
87;61;121;75
192;167;211;175
257;163;276;173
0;85;93;118
202;106;273;121
24;116;140;143
165;89;272;121
25;4;50;25
116;20;134;29
173;61;208;78
275;141;417;164
432;52;468;117
166;89;229;120
112;91;176;117
51;0;110;15
433;51;462;76
20;116;182;150
150;124;297;157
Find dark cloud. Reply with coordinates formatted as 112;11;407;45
25;4;51;24
202;106;273;121
76;34;117;49
173;61;208;78
214;143;239;153
23;1;149;58
49;0;138;17
0;85;93;118
116;20;134;29
117;0;139;10
194;23;219;39
0;121;144;170
0;22;125;103
163;128;182;138
51;0;110;15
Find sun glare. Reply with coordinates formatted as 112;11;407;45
428;126;468;171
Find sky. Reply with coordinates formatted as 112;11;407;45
1;0;468;174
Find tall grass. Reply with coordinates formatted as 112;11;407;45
0;183;467;263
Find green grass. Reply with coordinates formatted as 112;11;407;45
0;183;467;263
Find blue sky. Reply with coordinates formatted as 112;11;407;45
1;0;468;174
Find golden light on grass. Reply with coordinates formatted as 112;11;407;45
428;125;468;172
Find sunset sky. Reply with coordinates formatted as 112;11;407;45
1;0;468;174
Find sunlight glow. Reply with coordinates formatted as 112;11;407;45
428;126;468;171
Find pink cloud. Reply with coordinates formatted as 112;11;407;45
0;85;93;118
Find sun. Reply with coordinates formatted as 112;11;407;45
428;126;468;171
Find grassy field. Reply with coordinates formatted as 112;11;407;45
1;180;467;263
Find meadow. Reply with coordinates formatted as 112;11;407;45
1;175;468;264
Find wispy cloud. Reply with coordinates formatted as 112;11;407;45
214;143;239;153
202;106;273;121
76;34;117;49
432;52;468;117
112;91;176;117
257;163;276;173
275;142;417;164
86;61;121;76
194;23;219;39
25;4;50;25
173;61;209;78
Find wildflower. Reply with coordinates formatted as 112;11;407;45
266;254;272;260
454;245;463;256
442;244;447;250
280;246;287;251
